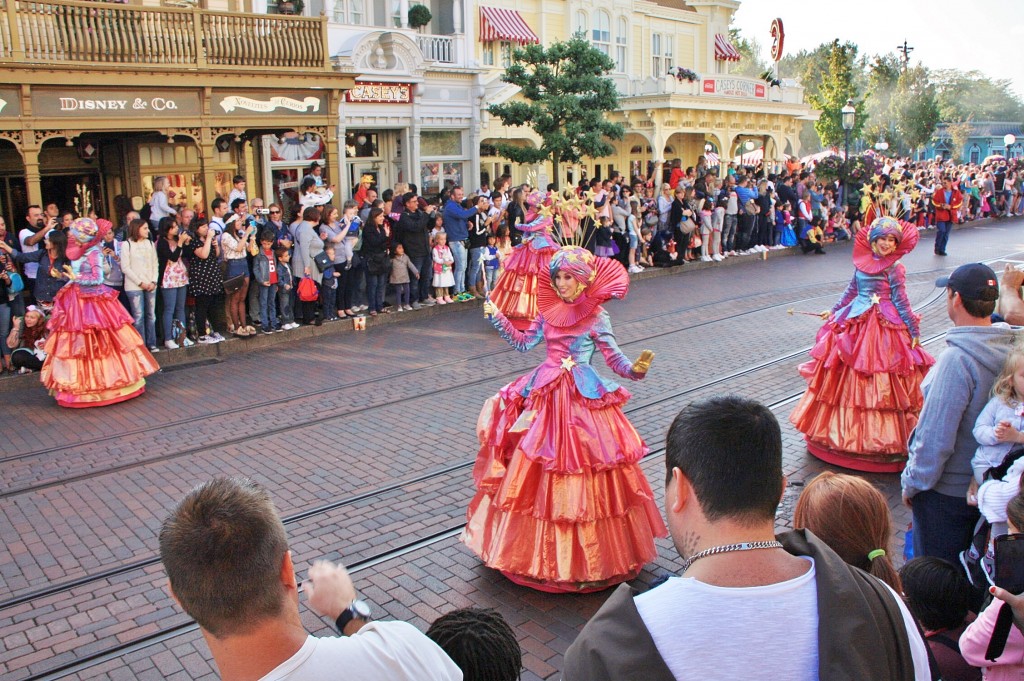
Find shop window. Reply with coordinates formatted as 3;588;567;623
499;41;513;69
345;132;380;158
332;0;364;24
664;36;673;73
480;143;499;157
592;11;610;56
483;42;494;66
421;130;463;156
420;161;464;198
615;18;627;73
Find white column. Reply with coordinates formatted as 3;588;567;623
452;0;462;34
337;117;350;200
399;0;409;28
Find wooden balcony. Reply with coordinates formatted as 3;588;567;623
0;0;331;71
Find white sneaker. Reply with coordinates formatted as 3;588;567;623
198;335;217;344
164;340;179;349
628;264;643;273
701;255;712;262
182;338;195;348
712;254;723;261
212;332;226;342
287;322;300;330
396;306;405;312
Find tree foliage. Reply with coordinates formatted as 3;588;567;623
945;116;974;162
862;54;902;148
932;69;1024;122
729;27;769;78
892;65;940;152
808;40;867;148
487;34;624;189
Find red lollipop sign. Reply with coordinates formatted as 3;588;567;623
770;18;785;62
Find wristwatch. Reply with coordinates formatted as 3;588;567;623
335;599;371;634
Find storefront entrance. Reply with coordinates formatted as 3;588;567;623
346;129;403;193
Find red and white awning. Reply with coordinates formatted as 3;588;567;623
479;7;539;45
715;33;741;61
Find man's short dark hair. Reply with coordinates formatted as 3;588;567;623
159;478;288;638
302;206;321;222
211;198;226;213
427;608;521;681
899;557;970;631
231;198;246;212
665;396;783;523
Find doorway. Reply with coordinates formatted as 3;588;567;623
346;130;400;193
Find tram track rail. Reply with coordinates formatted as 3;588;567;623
5;249;1018;681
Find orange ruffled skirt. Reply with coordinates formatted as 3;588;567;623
462;372;667;593
789;307;935;471
489;243;558;331
42;284;160;408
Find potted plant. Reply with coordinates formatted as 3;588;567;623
408;3;432;29
277;0;303;15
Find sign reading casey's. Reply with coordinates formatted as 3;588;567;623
345;82;412;104
702;79;766;100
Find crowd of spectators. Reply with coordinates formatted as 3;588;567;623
0;154;1019;373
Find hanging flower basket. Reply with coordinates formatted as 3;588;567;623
669;67;699;83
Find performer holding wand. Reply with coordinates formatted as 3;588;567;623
462;246;665;593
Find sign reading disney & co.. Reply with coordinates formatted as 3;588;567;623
701;78;767;100
33;89;201;117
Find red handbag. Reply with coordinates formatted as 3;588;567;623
297;277;319;302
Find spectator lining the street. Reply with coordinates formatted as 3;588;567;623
427;608;522;681
793;471;902;592
159;477;463;680
899;557;981;681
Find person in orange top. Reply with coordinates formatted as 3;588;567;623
932;176;964;256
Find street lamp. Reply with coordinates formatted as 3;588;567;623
841;99;855;211
875;139;889;153
1005;133;1017;159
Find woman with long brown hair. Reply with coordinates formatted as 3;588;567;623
793;471;902;591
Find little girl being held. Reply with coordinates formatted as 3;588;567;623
972;347;1024;540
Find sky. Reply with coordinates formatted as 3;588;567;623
732;0;1024;99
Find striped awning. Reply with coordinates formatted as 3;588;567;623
479;7;539;45
715;33;741;61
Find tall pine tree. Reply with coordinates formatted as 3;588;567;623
488;34;624;189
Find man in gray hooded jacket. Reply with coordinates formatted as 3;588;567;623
902;263;1017;564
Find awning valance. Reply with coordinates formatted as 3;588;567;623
715;33;741;61
479;7;539;46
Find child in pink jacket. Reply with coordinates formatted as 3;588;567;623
960;490;1024;679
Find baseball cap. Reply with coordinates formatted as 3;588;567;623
935;263;999;300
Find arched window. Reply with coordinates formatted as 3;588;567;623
615;17;627;73
592;10;610;56
574;10;587;37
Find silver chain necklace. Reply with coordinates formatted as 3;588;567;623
680;540;784;573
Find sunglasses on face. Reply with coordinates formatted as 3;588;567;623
270;210;281;214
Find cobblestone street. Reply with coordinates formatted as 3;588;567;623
3;219;1024;680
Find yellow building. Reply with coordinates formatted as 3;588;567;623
475;0;814;187
0;0;354;225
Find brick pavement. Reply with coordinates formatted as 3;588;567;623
1;220;1023;680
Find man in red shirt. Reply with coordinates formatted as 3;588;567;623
931;176;963;256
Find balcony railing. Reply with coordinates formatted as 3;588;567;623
417;34;452;63
0;0;330;70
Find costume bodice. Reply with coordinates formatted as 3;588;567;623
490;308;637;399
72;244;104;288
831;263;919;337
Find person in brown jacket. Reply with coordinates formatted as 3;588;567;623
563;396;933;681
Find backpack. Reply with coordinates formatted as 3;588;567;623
297;277;319;302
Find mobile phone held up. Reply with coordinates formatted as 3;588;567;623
994;533;1024;594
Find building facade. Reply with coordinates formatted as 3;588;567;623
924;122;1023;164
476;0;813;187
0;2;356;225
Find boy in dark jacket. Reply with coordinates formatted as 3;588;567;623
252;230;279;334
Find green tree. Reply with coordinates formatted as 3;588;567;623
892;65;940;154
862;54;902;149
933;69;1024;122
488;34;624;189
728;27;769;78
944;116;974;162
808;40;867;148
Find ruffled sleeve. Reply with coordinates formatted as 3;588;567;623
887;263;920;338
591;310;642;380
489;309;544;353
831;274;858;314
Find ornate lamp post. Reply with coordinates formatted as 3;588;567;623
841;99;856;210
1005;133;1017;159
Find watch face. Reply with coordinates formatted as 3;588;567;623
352;599;371;617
